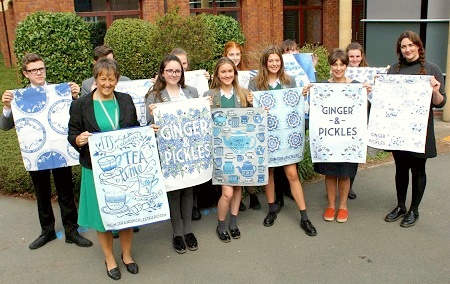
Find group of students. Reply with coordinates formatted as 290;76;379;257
1;29;446;281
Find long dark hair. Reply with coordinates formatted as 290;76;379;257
146;54;186;103
396;30;426;75
345;42;369;67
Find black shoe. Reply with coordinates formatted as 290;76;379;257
348;189;357;199
229;227;241;239
121;254;139;274
239;202;247;211
385;206;407;222
274;200;283;213
400;211;419;228
29;232;57;249
65;234;93;247
133;227;140;233
192;207;202;220
300;219;317;236
263;212;277;227
173;236;186;254
112;230;119;238
184;233;198;251
249;195;261;210
105;261;121;280
216;227;231;243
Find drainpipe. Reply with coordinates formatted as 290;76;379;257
1;0;12;66
443;16;450;122
339;0;352;49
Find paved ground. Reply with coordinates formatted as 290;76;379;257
1;118;449;284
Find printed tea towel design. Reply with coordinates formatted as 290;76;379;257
309;83;368;163
89;126;169;231
116;79;152;126
253;88;305;167
153;97;213;191
368;75;432;153
211;108;268;186
11;83;79;171
184;70;209;97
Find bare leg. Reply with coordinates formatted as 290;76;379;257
118;228;134;264
218;185;234;221
338;177;350;210
325;176;337;209
284;164;306;210
97;231;116;270
230;186;242;216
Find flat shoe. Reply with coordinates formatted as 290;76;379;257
184;233;198;251
29;233;57;250
400;211;419;228
229;227;241;239
348;190;357;199
173;235;186;254
300;219;317;236
105;261;121;280
323;208;335;222
121;254;138;274
385;206;407;222
336;209;348;223
216;227;231;243
263;212;277;227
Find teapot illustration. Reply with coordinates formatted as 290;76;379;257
253;113;264;124
237;161;256;178
222;131;256;154
212;111;226;126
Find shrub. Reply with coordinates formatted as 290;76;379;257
104;18;157;80
152;9;216;74
299;43;330;81
88;21;107;48
200;14;246;72
14;12;92;86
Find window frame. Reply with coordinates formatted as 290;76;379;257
283;1;324;45
74;0;143;26
189;0;242;22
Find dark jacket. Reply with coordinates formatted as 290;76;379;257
68;91;139;168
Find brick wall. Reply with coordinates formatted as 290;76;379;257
323;0;339;51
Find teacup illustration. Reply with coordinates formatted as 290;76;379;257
258;125;265;132
257;174;265;183
214;169;223;176
105;190;126;211
98;155;122;173
214;147;224;157
137;173;159;196
214;137;222;145
213;158;223;167
258;165;266;173
246;124;256;132
258;157;265;165
228;117;239;128
213;127;221;137
228;175;240;184
256;132;265;142
241;115;249;124
237;155;244;162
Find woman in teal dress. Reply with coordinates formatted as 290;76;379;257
68;58;140;280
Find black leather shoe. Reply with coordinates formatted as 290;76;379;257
275;200;283;213
192;207;202;220
173;236;186;254
121;254;139;274
385;206;407;222
348;189;357;199
400;211;419;228
263;212;277;227
300;219;317;236
239;202;247;211
66;234;93;247
249;195;261;210
216;227;231;243
184;233;198;251
133;227;140;233
29;232;57;249
105;261;121;280
229;227;241;239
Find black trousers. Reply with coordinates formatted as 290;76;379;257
29;167;78;237
392;152;427;212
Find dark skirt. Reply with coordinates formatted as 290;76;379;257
313;162;358;178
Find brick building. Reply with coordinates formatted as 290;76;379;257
0;0;351;67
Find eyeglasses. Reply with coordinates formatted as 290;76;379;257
26;67;46;74
164;69;182;76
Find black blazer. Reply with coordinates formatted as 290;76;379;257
68;91;139;168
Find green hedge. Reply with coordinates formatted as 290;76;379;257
104;18;157;80
299;43;330;81
14;12;92;86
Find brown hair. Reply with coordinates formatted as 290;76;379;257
328;48;349;66
209;57;248;107
254;45;292;90
345;42;369;67
395;30;426;75
21;53;44;71
92;58;120;80
222;41;248;71
93;45;114;61
280;39;298;54
146;54;186;103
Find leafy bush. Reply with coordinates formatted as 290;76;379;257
104;18;157;80
200;14;246;72
299;43;330;81
14;12;92;86
88;21;107;48
152;9;216;74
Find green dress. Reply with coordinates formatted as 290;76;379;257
78;100;119;232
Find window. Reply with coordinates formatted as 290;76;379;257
283;0;323;45
74;0;141;26
189;0;241;22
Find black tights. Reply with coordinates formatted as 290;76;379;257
393;152;427;212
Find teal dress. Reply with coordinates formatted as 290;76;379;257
78;100;119;232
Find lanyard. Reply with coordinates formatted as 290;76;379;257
96;93;118;130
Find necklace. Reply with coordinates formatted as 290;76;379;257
95;92;119;130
